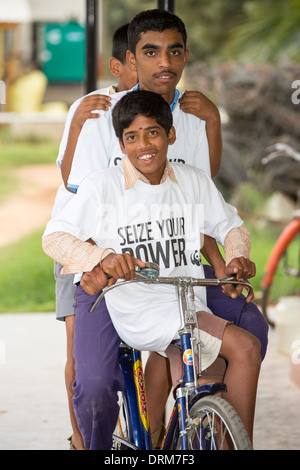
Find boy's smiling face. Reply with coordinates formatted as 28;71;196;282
127;29;189;105
119;114;176;185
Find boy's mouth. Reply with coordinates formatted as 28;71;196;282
154;71;176;82
138;153;156;162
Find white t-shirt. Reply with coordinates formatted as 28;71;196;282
56;84;114;168
45;163;243;353
65;87;210;193
51;85;115;218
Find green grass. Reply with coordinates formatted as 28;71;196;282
0;130;58;312
0;128;59;203
246;221;281;296
0;230;56;313
0;127;59;167
242;220;299;304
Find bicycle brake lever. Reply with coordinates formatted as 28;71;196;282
217;276;235;283
135;262;160;279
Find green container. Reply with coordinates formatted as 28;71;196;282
41;21;86;82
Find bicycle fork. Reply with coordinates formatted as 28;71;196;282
174;284;226;450
175;284;199;450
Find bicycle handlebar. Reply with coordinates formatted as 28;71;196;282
90;275;253;313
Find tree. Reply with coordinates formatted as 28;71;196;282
226;0;300;63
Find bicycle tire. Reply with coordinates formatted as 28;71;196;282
261;219;300;326
177;395;252;450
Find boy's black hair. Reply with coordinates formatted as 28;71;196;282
112;23;130;64
128;9;187;55
112;90;173;144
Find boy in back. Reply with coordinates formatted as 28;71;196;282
43;90;261;449
52;23;138;450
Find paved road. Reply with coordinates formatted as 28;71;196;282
0;312;300;450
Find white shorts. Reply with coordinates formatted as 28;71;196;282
166;310;230;387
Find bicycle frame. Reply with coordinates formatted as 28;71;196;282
161;282;227;450
98;274;252;450
118;344;152;450
116;314;226;450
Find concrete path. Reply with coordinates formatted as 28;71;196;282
0;313;70;450
0;312;300;450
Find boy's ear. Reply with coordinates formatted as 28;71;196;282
119;138;127;155
126;50;137;72
109;57;121;78
168;126;176;146
183;48;190;66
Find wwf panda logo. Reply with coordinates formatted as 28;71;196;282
190;250;201;266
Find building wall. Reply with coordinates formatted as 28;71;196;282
16;1;103;70
28;0;85;23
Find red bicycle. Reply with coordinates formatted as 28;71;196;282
260;143;300;327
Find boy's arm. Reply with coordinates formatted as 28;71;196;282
60;94;112;188
201;227;255;302
200;234;225;278
179;90;222;177
42;232;109;274
201;235;239;300
42;231;145;291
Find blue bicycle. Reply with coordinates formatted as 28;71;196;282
92;264;253;450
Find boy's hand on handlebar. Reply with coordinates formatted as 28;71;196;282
223;257;256;302
80;265;109;295
225;257;256;280
101;253;146;284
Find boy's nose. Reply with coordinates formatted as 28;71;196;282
159;52;171;68
138;133;152;149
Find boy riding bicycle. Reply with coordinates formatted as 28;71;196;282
43;90;261;450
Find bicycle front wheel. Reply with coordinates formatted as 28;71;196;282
178;395;252;450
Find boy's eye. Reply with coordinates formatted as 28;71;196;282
126;135;136;142
145;50;181;57
145;50;156;56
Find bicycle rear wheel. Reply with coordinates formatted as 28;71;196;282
112;393;139;450
178;395;252;450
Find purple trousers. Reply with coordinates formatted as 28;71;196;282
72;267;268;449
72;286;124;450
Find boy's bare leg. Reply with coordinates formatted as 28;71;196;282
144;352;172;434
220;324;261;443
65;315;85;450
145;326;261;445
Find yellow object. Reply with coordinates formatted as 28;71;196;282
7;70;47;112
133;358;149;432
41;101;68;113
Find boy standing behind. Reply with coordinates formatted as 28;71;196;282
52;24;137;450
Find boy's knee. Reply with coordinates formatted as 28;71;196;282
241;332;261;365
73;373;118;412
